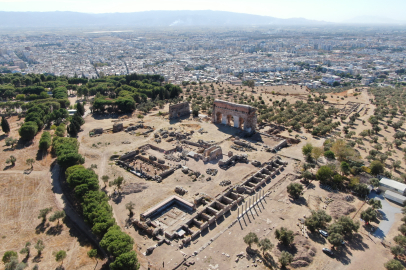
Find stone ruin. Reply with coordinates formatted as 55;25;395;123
203;145;223;162
175;186;188;195
169;102;190;119
113;122;124;133
117;151;176;182
91;128;103;135
241;157;287;194
131;157;289;252
218;154;249;169
212;99;257;133
125;123;144;132
132;189;244;249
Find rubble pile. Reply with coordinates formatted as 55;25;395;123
219;180;231;186
206;168;218;176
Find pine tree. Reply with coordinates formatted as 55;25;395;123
1;116;10;134
77;102;85;116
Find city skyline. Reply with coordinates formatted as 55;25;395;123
1;0;406;23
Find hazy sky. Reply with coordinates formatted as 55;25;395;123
1;0;405;23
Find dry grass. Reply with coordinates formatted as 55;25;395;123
0;173;95;270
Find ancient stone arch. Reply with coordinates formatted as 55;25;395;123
211;99;257;133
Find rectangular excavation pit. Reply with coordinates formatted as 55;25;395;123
218;196;234;205
140;196;195;237
244;181;257;188
210;201;226;217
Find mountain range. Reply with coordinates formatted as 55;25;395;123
0;10;328;28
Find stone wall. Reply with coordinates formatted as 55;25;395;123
211;99;257;133
113;122;123;132
169;102;190;119
203;145;223;161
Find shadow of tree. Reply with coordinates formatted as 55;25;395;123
35;222;49;234
346;233;369;251
289;197;307;206
276;242;298;256
0;134;7;141
308;232;327;244
32;254;42;263
376;210;388;221
46;224;63;236
3;164;14;171
111;193;124;204
36;149;47;161
332;247;352;265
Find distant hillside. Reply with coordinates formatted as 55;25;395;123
0;10;327;28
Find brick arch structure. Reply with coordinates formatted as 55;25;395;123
211;99;257;133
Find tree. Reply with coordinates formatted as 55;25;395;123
370;160;384;175
393;160;402;171
275;227;294;246
328;233;344;248
26;158;35;170
19;242;31;258
100;226;134;258
302;170;312;182
335;216;359;235
125;201;135;215
394;235;406;247
400;225;406;237
6;155;16;166
243;232;259;249
34;240;45;256
87;249;98;265
77;102;85;116
305;210;332;232
38;207;53;222
287;183;303;199
110;176;125;193
4;256;26;270
370;178;380;188
312;147;323;162
49;210;66;225
55;250;67;266
302;143;313;156
1;116;10;134
360;207;377;224
395;139;403;148
110;251;140;270
340;161;350;175
258;238;273;256
384;259;404;270
316;166;333;183
102;175;109;187
2;251;17;264
39;131;51;151
331;139;353;161
324;150;335;159
5;137;18;148
355;184;370;197
391;245;405;258
279;251;293;268
19;121;38;141
368;199;382;210
246;80;255;91
192;106;200;117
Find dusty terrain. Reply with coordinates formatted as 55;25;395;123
1;83;404;270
